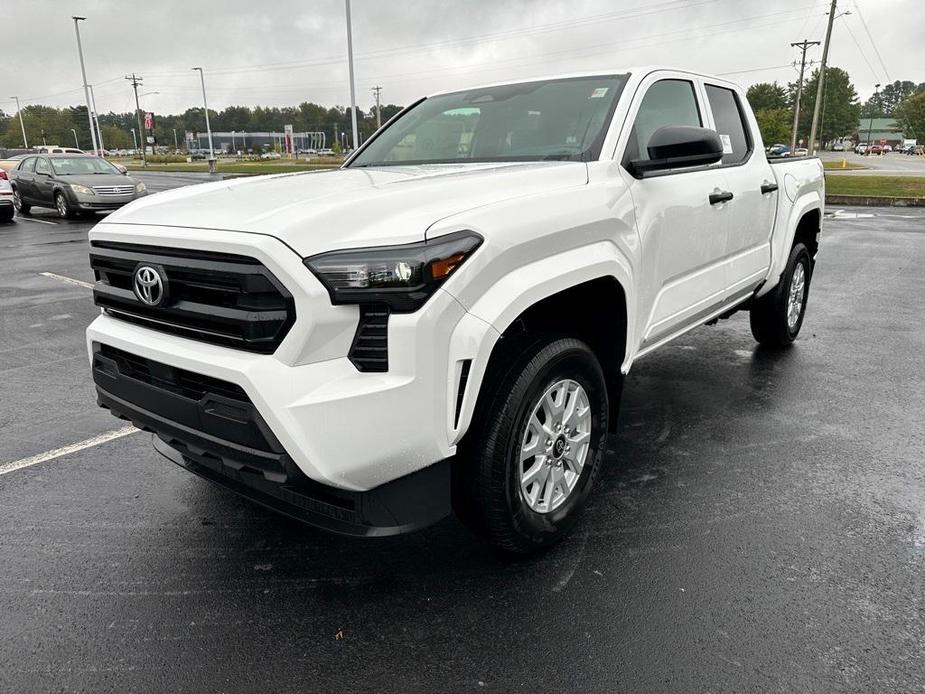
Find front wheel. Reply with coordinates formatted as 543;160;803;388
453;337;609;554
55;192;76;219
750;242;812;347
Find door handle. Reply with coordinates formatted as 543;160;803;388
760;182;779;194
709;191;734;205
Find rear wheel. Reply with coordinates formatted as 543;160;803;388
453;336;609;554
750;242;812;347
12;188;29;214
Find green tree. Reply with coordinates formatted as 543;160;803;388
753;108;792;146
894;91;925;139
746;82;789;111
790;66;861;146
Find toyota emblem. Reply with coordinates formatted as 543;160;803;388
133;265;167;306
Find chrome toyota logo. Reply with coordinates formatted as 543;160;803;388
133;265;166;306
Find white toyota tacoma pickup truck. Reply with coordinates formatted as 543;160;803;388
87;68;824;553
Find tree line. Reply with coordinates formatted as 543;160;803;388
0;101;405;151
746;67;925;147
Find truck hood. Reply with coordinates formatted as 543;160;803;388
99;162;587;257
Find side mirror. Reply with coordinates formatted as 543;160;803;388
630;125;723;176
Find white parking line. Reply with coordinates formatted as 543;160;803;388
39;272;94;289
0;427;138;476
17;217;58;225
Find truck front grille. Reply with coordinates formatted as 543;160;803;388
90;241;295;354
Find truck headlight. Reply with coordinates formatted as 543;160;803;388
135;181;146;193
304;231;482;312
69;183;95;196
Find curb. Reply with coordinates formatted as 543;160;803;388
825;194;925;207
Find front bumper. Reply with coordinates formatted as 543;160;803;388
70;190;145;211
91;343;450;535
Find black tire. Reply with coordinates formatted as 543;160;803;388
453;336;609;554
0;206;13;223
12;188;30;215
750;242;812;347
55;192;76;219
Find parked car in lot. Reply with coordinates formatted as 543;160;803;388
767;143;790;157
33;145;84;154
855;143;868;154
794;147;809;156
905;145;924;155
831;142;845;151
0;154;29;175
10;154;147;218
86;68;824;552
0;175;14;222
867;145;883;155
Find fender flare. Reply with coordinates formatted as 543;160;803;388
758;191;822;298
444;241;635;445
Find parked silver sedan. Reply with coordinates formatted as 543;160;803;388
10;154;147;219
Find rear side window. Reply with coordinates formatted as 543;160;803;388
705;84;751;165
35;158;51;175
626;79;701;163
20;157;36;172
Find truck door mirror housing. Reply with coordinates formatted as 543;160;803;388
629;125;724;177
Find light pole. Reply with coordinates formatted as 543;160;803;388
88;84;105;155
231;130;236;154
173;128;178;151
344;0;359;150
72;16;100;156
70;128;79;148
192;67;215;173
866;83;880;154
10;96;28;148
130;128;137;151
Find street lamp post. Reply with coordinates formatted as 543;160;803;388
173;128;178;151
89;84;105;155
72;16;100;156
192;67;215;173
11;96;28;148
130;128;137;151
231;130;236;154
344;0;359;150
866;84;880;155
70;129;79;148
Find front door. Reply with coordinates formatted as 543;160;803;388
33;157;56;205
621;77;730;349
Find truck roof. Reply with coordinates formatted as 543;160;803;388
427;66;742;98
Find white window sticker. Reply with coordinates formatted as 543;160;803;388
590;87;609;98
720;134;733;154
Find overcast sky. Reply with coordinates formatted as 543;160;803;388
5;0;923;117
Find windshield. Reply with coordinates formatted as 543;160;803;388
349;75;628;167
50;157;121;175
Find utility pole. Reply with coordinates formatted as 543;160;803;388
808;0;837;154
371;85;382;129
192;67;215;173
10;96;28;148
789;40;819;152
72;16;100;156
345;0;359;150
125;74;146;166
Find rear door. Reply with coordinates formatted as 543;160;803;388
702;82;776;300
14;157;37;201
33;157;56;205
620;75;730;350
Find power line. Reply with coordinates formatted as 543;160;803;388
852;1;890;82
840;16;881;82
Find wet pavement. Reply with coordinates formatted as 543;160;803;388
1;190;923;692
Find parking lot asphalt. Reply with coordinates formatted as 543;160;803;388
820;150;925;176
1;183;923;693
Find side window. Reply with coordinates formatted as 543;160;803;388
35;158;51;175
705;84;751;165
20;157;36;173
626;79;701;163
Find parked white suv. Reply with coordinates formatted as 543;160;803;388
87;68;824;552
